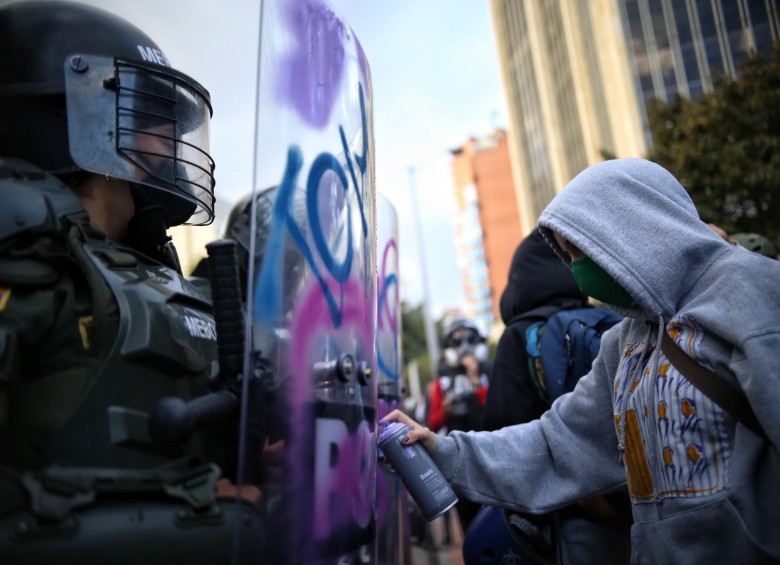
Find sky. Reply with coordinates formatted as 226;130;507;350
21;0;509;320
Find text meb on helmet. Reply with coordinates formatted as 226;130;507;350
0;0;216;232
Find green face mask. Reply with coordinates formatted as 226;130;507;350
570;256;634;308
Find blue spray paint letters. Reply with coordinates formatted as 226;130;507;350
338;82;369;237
376;272;399;381
253;82;370;330
307;153;354;285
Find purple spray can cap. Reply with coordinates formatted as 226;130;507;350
378;421;407;443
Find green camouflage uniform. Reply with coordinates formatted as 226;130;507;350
0;159;263;564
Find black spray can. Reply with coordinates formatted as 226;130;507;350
378;422;458;521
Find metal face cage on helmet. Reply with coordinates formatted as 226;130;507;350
65;54;215;226
225;189;277;259
222;185;308;304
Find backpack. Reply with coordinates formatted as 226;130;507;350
463;306;628;565
519;305;623;406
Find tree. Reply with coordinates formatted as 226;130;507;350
401;301;433;387
647;43;780;246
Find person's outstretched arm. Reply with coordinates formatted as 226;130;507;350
384;326;627;515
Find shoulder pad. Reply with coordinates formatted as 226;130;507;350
0;157;84;242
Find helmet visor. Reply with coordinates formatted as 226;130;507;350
65;54;215;226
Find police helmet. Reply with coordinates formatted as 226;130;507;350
225;191;274;260
224;186;308;256
0;1;215;227
730;232;777;258
221;185;307;302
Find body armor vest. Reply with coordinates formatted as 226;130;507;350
53;236;220;468
0;158;263;564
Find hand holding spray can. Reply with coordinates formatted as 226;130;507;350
378;422;458;521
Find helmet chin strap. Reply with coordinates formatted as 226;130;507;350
124;183;182;272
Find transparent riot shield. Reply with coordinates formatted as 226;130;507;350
234;1;377;563
375;194;412;564
376;194;401;408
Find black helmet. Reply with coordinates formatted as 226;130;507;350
0;1;215;226
224;185;309;258
225;190;275;261
218;185;307;302
730;232;777;259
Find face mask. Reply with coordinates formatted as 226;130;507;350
443;347;460;367
570;256;634;308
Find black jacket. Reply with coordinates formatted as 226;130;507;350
482;228;588;431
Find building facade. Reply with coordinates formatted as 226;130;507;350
489;0;779;230
450;129;522;335
621;0;778;118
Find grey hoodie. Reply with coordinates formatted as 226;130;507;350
431;158;780;563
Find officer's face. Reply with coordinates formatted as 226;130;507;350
134;123;175;174
76;175;136;241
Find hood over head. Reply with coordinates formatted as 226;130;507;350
538;158;730;319
499;228;587;324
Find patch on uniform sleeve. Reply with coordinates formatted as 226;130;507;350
0;288;10;311
78;316;94;350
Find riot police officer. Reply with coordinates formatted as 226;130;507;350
0;2;262;562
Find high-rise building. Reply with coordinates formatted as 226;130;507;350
488;0;779;230
621;0;778;111
450;129;522;335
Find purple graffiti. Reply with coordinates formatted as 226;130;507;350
278;0;349;128
286;277;375;542
354;36;372;91
313;417;375;537
289;277;373;379
376;399;401;521
377;238;400;381
378;238;399;333
376;396;408;565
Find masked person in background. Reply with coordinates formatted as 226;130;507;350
428;319;490;435
385;158;780;564
427;318;490;532
0;2;263;563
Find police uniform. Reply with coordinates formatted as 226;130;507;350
0;160;264;564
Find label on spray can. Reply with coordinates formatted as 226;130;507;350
378;422;458;521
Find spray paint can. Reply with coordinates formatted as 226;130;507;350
378;422;458;521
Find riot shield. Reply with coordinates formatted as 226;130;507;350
234;1;377;563
375;194;412;564
376;194;401;405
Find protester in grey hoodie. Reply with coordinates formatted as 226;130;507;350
385;158;780;563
